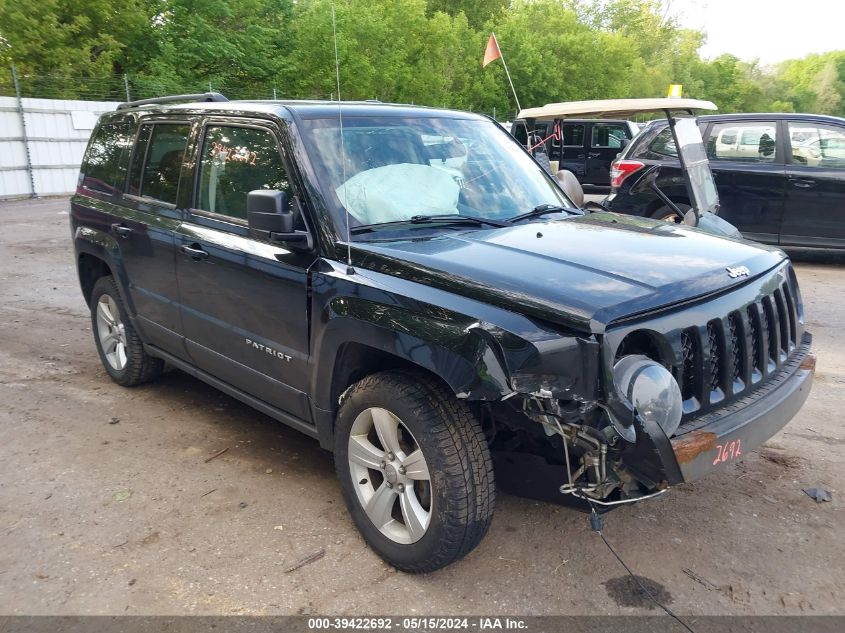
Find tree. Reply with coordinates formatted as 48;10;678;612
137;0;293;98
426;0;510;29
475;0;636;115
0;0;842;116
0;0;155;78
284;0;480;108
777;52;845;116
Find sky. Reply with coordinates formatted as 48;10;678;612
672;0;845;65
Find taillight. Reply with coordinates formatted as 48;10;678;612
610;160;645;188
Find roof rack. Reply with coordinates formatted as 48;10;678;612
116;92;229;111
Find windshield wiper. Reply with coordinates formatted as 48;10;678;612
507;204;572;223
350;214;512;234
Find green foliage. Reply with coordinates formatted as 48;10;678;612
0;0;842;118
427;0;510;29
777;52;845;116
0;0;154;77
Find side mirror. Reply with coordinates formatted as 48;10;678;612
248;190;293;237
247;190;310;247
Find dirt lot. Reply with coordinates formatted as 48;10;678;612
1;196;843;616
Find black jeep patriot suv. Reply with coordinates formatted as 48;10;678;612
71;93;815;572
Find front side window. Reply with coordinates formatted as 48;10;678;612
591;123;627;148
562;123;585;147
788;122;845;168
299;115;571;232
128;123;190;204
196;125;291;220
81;121;133;195
512;121;529;147
707;122;777;163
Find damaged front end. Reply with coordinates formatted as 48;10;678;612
489;383;682;512
478;328;683;512
485;263;814;511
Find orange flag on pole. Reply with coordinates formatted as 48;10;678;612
482;32;521;113
483;33;502;67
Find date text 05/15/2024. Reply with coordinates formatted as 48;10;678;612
307;617;528;630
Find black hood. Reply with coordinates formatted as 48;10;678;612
352;213;786;333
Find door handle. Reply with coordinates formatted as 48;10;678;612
588;152;601;158
180;244;209;260
110;223;133;238
790;177;817;188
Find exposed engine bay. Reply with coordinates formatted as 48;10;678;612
481;381;675;511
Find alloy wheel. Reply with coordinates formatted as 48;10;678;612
347;407;432;544
96;294;128;371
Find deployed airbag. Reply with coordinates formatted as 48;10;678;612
337;164;460;225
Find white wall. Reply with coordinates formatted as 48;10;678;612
0;97;120;198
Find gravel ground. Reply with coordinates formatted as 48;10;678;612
0;196;843;616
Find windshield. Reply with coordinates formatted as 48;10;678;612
298;115;572;235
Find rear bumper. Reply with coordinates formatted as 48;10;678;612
670;333;814;482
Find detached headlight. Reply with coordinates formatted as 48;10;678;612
613;355;683;439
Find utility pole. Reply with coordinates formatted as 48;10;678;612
123;74;131;101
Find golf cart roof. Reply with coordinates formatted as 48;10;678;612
517;98;718;121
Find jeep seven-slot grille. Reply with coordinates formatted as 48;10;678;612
676;277;799;414
680;331;697;401
706;322;721;393
728;314;742;385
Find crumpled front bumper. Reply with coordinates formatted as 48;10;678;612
669;333;814;483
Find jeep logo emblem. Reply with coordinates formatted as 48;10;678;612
726;265;750;279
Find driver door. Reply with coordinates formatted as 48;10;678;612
174;119;317;421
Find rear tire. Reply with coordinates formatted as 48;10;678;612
334;370;495;573
651;202;691;224
90;276;163;387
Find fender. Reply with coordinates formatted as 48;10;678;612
73;223;137;316
312;295;514;409
307;262;603;449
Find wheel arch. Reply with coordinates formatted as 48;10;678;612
310;304;514;449
647;195;691;218
329;343;457;412
73;227;134;313
77;252;114;307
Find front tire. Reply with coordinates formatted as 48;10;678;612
334;370;495;573
90;276;163;387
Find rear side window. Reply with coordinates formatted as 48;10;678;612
648;127;677;157
128;123;190;205
81;122;133;195
196;125;291;221
707;122;777;163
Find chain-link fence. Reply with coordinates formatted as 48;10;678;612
0;66;503;118
0;67;299;103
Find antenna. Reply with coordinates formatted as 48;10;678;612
332;4;354;276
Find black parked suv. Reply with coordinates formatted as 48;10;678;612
511;118;639;188
605;113;845;249
71;94;814;572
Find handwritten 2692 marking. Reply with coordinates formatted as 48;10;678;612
712;439;743;466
